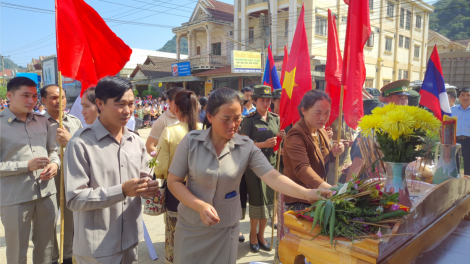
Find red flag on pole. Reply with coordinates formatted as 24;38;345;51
325;9;343;127
274;45;289;152
341;0;371;129
280;3;312;131
280;45;288;86
55;0;132;96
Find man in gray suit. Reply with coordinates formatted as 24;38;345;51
64;76;160;264
0;77;60;264
41;84;83;264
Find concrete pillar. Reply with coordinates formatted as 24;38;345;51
241;0;246;51
187;31;192;58
271;0;278;55
408;5;415;79
393;0;401;81
176;35;181;62
206;25;213;55
234;0;239;49
376;0;385;89
420;12;428;80
288;0;298;51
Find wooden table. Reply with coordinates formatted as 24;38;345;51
278;178;470;264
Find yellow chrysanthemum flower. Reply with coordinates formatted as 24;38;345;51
371;103;396;116
381;108;416;140
358;114;383;136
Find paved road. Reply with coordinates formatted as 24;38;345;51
0;127;276;264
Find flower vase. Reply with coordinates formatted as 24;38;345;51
384;162;412;208
433;143;462;185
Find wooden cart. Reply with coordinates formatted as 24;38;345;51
278;178;470;264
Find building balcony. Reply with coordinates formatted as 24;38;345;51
247;0;268;6
190;55;228;70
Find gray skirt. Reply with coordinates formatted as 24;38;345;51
174;216;239;264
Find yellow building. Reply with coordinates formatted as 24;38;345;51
234;0;434;90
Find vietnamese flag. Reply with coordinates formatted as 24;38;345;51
419;45;451;120
325;9;343;127
280;3;312;131
274;45;289;152
341;0;371;129
56;0;132;95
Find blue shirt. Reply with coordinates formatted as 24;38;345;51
198;110;206;123
451;104;470;136
242;105;257;116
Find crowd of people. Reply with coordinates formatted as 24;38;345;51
0;75;469;264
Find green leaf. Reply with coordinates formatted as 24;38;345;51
319;204;326;226
329;204;336;245
311;201;325;232
381;210;409;219
324;200;333;228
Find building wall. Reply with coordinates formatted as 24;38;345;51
235;0;433;90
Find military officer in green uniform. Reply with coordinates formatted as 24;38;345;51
239;85;285;253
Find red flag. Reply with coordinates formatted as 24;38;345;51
341;0;371;129
56;0;132;96
280;3;311;131
274;45;289;152
280;45;288;86
325;9;343;127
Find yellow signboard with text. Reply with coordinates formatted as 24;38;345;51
231;50;262;73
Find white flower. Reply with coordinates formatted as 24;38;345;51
376;206;384;213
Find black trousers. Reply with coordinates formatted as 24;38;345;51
457;137;470;176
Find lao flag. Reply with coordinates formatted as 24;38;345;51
419;45;451;121
263;44;282;91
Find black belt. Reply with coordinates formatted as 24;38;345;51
457;136;470;140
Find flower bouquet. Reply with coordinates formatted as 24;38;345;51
297;176;410;245
358;104;441;207
143;149;167;216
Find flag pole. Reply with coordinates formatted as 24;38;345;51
58;71;65;264
271;138;283;251
335;85;345;183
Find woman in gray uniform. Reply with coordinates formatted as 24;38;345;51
167;88;333;264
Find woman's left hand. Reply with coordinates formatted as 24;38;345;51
305;189;334;203
331;142;345;157
278;130;286;139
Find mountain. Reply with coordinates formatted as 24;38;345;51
429;0;470;39
157;35;188;55
0;58;26;71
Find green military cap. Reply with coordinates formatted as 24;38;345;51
273;89;282;99
363;98;382;115
252;85;273;99
381;80;410;97
408;90;421;106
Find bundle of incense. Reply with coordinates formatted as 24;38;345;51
441;116;457;145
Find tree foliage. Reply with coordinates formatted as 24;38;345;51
157;35;188;55
0;58;26;71
430;0;470;39
0;85;6;99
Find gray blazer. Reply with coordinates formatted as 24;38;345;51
64;118;150;258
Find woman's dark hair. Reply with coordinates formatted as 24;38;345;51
174;90;199;132
83;87;99;113
203;88;243;129
95;76;133;103
167;87;184;102
298;90;331;118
